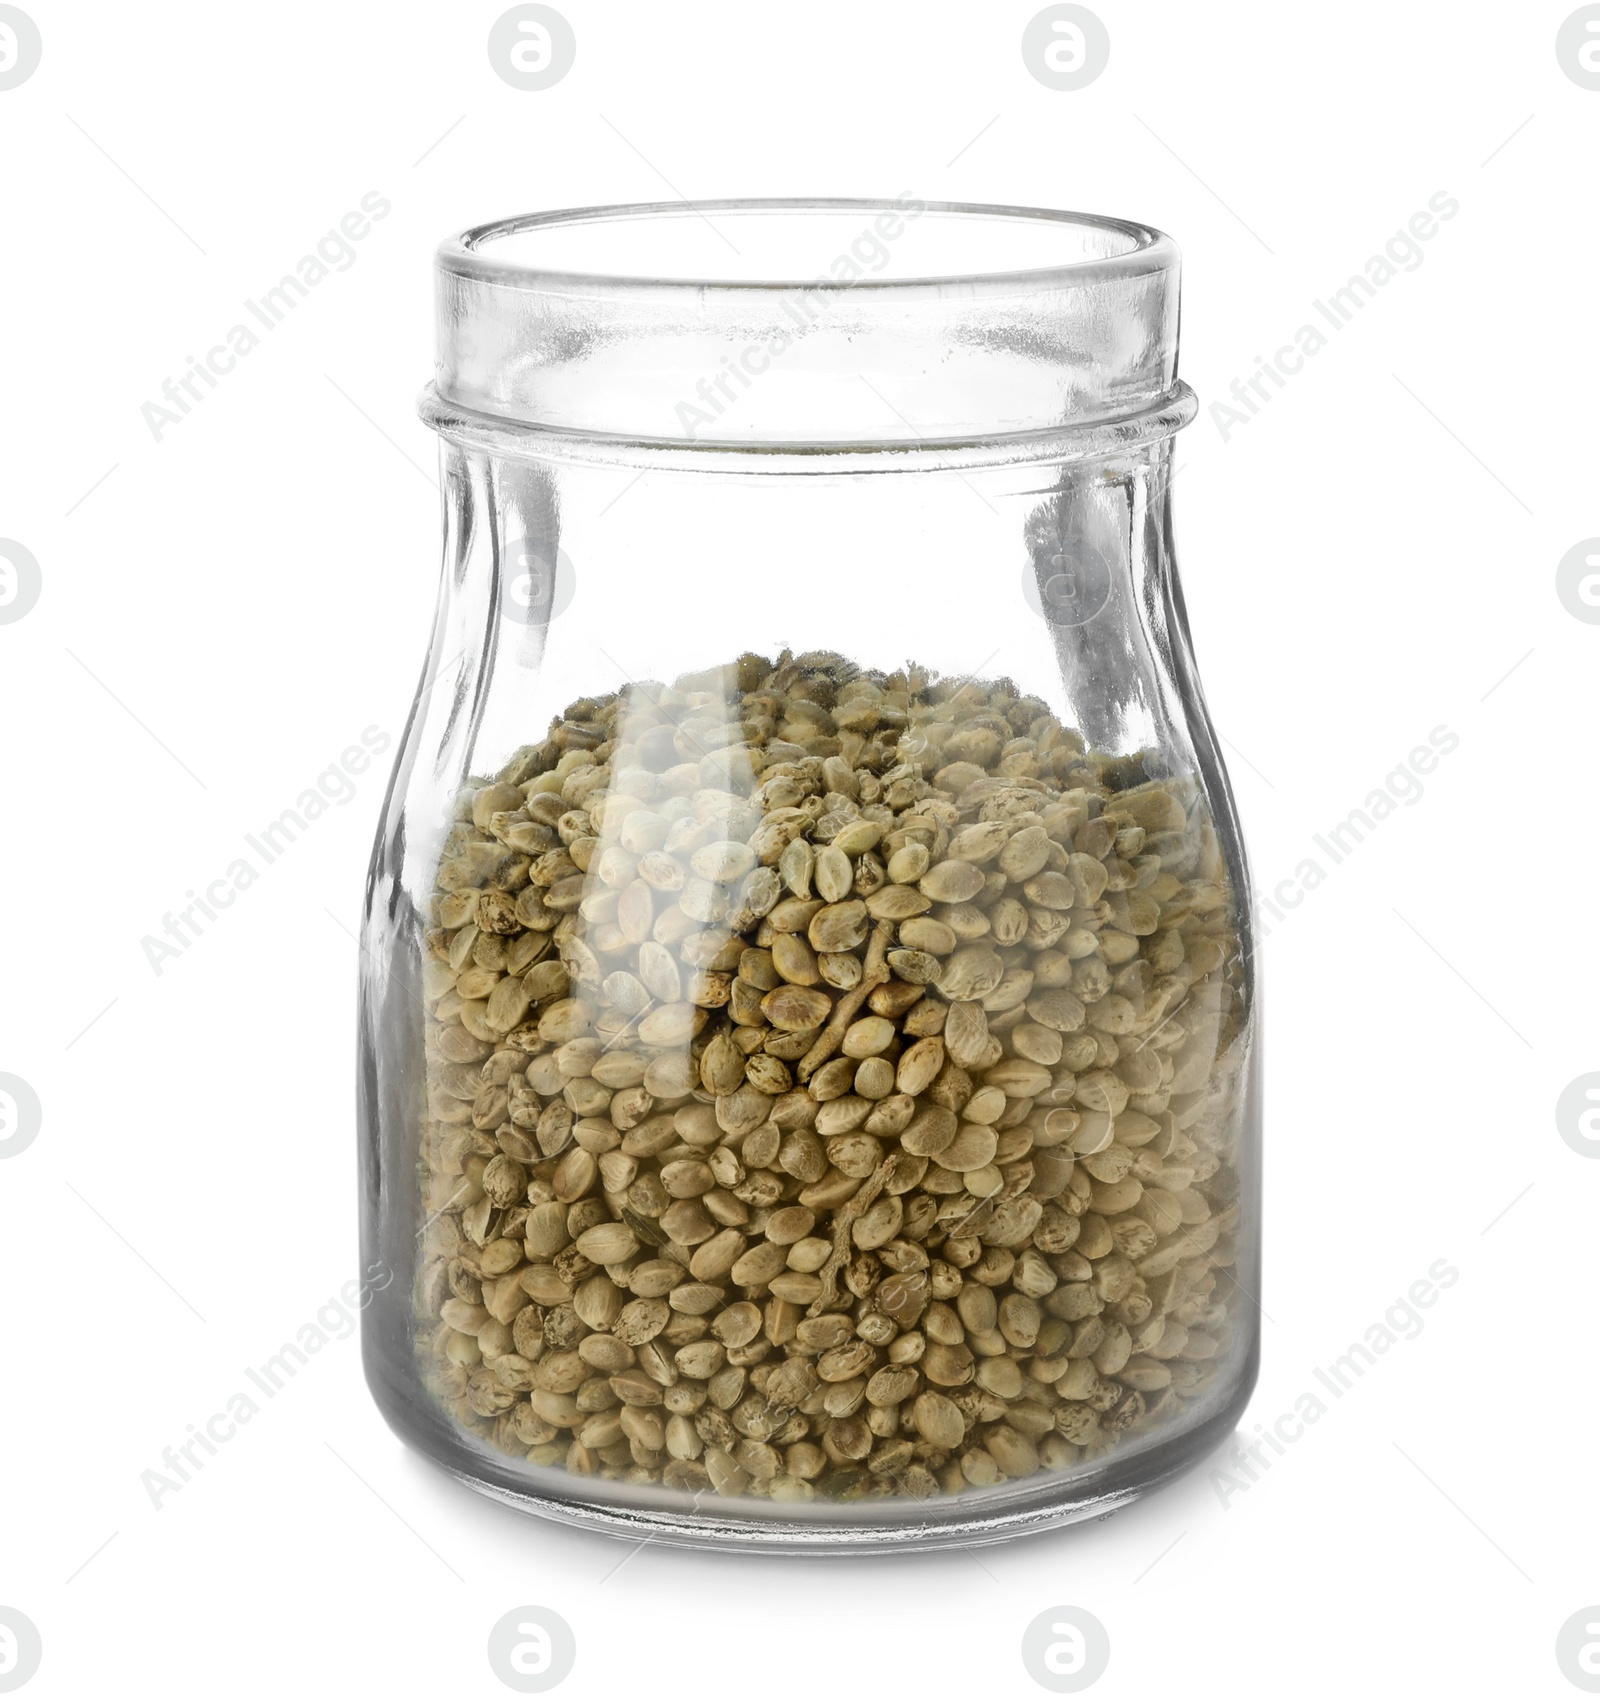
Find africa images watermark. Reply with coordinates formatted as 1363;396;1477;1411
141;726;391;975
675;190;926;441
1210;191;1459;442
1209;1257;1459;1508
1254;724;1457;940
141;1260;393;1509
140;191;392;441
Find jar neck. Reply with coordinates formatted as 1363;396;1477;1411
428;199;1188;457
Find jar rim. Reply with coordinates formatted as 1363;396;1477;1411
439;197;1177;296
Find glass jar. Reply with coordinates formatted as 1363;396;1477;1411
359;199;1259;1551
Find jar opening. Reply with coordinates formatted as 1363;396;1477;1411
460;199;1153;289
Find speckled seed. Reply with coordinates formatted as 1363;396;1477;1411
854;1057;895;1099
901;1103;959;1157
885;948;942;985
807;900;869;954
761;984;833;1030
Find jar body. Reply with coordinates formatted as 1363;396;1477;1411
359;443;1258;1551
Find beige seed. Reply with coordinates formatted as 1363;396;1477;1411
865;884;932;921
998;1293;1042;1348
866;1365;919;1407
628;1260;684;1298
986;1057;1052;1098
817;1339;877;1382
660;1159;715;1198
933;1124;999;1173
1066;852;1110;905
957;1283;998;1333
898;915;956;955
912;1391;966;1449
666;1281;722;1315
961;1086;1007;1125
637;1002;700;1046
575;1222;639;1265
1011;1022;1064;1065
938;947;1005;1001
767;895;824;933
778;838;814;898
814;845;854;904
692;840;757;883
1026;988;1087;1033
887;843;930;883
922;1342;976;1387
730;1240;788;1285
841;1016;895;1058
784;1234;833;1275
875;1269;931;1324
998;825;1051;881
831;819;882;856
984;1425;1040;1477
711;1302;763;1347
572;1275;624;1330
947;821;1008;862
769;1271;825;1304
765;1205;815;1244
676;1340;727;1379
943;1001;990;1069
975;1356;1024;1399
851;1194;903;1250
896;1036;946;1096
700;1030;746;1095
689;1228;747;1281
919;860;986;903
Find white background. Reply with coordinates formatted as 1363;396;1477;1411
2;3;1597;1693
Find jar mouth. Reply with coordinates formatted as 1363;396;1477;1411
431;197;1186;453
445;198;1171;293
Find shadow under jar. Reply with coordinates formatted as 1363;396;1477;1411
358;198;1260;1553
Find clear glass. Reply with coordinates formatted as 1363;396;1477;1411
359;199;1259;1552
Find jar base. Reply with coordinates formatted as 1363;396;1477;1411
370;1342;1258;1555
